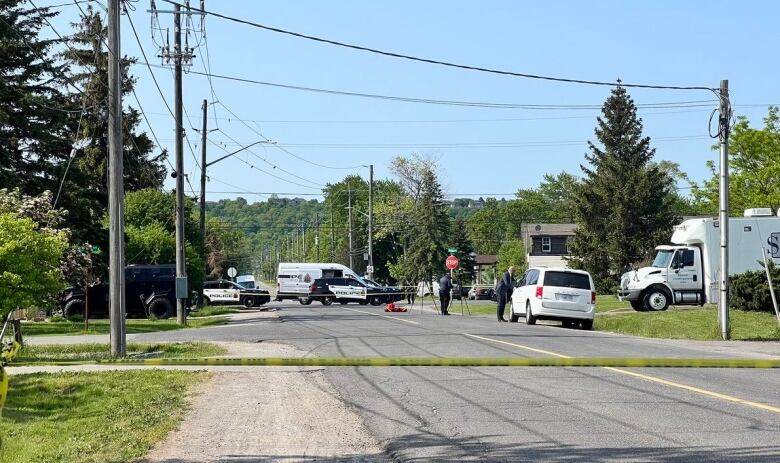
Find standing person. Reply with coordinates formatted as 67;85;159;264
496;266;516;322
438;273;453;315
406;281;417;305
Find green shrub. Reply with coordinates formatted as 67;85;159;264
48;315;66;323
730;261;780;313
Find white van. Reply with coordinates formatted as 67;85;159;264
276;263;359;301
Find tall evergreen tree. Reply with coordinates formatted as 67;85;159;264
404;162;450;287
449;217;475;283
569;85;678;291
59;7;166;244
0;1;74;195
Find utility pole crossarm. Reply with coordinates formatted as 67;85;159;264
205;140;274;168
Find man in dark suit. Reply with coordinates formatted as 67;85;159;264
438;273;453;315
496;266;516;322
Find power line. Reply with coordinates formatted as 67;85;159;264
161;0;716;92
125;5;174;118
206;138;322;190
216;101;364;171
167;66;718;109
189;134;710;150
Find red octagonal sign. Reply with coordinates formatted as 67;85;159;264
446;255;459;270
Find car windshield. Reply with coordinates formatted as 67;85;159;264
237;281;255;289
651;250;675;268
542;271;591;290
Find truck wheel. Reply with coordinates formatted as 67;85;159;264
509;312;519;323
242;296;256;308
299;297;313;305
321;296;334;306
643;288;670;312
64;299;85;319
630;300;645;312
148;298;173;319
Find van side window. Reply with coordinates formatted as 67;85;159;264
527;270;540;286
682;250;695;267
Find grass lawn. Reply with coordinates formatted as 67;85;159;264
595;307;780;341
0;370;207;463
15;342;227;362
449;295;628;317
188;306;240;318
20;317;228;337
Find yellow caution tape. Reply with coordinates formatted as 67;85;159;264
0;341;21;415
9;356;780;368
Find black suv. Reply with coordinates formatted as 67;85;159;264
308;277;403;306
59;264;194;319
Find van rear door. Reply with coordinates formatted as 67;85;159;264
540;271;593;312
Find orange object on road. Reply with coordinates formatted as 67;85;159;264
385;303;407;312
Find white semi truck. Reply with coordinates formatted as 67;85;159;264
618;208;780;311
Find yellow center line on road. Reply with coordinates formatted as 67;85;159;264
340;307;421;325
464;333;780;415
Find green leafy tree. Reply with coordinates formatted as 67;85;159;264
692;106;780;214
59;7;166;244
123;189;203;290
569;86;679;292
467;198;505;255
0;1;74;200
497;239;526;275
0;213;67;318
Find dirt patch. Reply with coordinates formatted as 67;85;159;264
140;341;387;462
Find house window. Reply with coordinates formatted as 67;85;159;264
542;237;551;253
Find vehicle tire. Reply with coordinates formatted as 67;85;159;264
299;297;313;305
321;296;334;306
629;300;645;312
581;319;594;330
369;295;382;306
148;298;173;319
509;312;519;323
242;296;256;308
63;298;85;319
525;301;537;325
643;288;671;312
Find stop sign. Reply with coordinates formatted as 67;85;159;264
445;255;459;270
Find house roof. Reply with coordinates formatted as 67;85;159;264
474;254;497;265
522;223;576;236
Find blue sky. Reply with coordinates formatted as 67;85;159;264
46;1;779;202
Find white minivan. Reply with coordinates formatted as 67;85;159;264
276;263;359;302
510;267;596;330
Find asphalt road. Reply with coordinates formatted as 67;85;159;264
128;301;780;462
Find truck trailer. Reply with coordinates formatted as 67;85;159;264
618;208;780;311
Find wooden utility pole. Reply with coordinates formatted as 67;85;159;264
173;3;187;325
199;99;207;273
107;0;126;356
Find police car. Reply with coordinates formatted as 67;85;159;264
202;279;271;308
308;277;402;306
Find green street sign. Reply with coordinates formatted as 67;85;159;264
448;248;458;254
